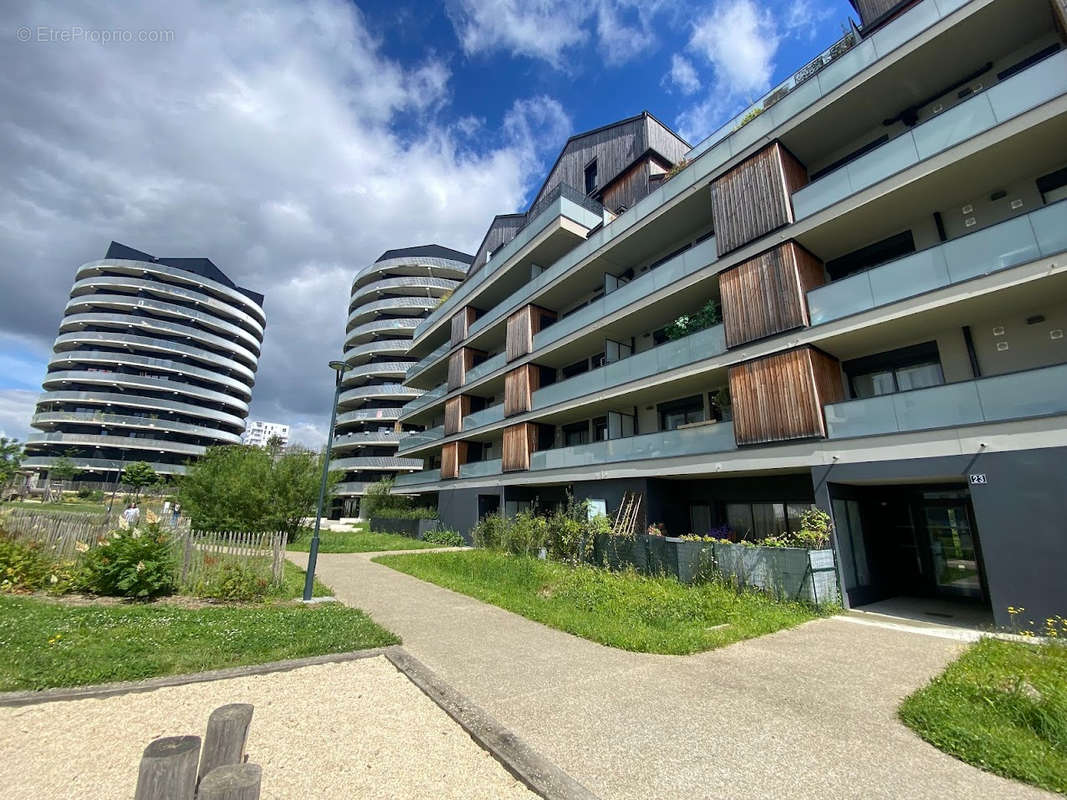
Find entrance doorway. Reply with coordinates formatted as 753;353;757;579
831;484;990;610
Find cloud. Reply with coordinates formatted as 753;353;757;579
664;54;701;95
0;0;557;443
446;0;669;68
0;390;37;441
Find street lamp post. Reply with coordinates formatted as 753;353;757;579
302;360;350;601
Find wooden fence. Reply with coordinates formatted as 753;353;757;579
1;511;287;585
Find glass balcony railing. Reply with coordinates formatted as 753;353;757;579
396;425;445;453
530;422;737;472
418;185;604;338
400;384;447;416
808;200;1067;326
793;50;1067;220
532;324;727;411
459;458;502;479
462;403;505;430
405;341;450;381
825;362;1067;439
464;352;507;385
393;468;441;487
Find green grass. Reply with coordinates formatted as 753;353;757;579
374;549;827;654
3;500;109;515
280;560;335;597
899;637;1067;794
0;590;399;692
287;527;440;553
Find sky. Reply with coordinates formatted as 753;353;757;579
0;0;855;447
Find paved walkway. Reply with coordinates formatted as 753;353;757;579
291;551;1054;800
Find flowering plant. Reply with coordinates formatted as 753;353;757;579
79;523;176;599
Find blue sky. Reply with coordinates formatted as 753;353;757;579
0;0;857;443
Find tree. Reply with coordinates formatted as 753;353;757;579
49;456;78;483
362;478;414;517
122;461;159;496
177;445;336;539
0;438;22;486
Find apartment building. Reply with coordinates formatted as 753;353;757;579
24;242;265;481
331;245;472;517
389;0;1067;627
241;420;290;448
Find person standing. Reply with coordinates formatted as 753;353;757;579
121;502;139;527
172;502;181;526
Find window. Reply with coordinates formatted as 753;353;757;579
562;421;589;447
658;395;704;431
844;342;943;399
1037;165;1067;205
825;230;915;281
561;359;589;379
590;352;606;369
584;159;598;194
726;502;815;541
593;416;608;441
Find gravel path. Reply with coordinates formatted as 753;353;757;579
0;656;536;800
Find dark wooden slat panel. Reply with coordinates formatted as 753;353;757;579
504;364;540;417
447;347;484;391
729;346;841;445
720;241;825;347
502;423;537;472
443;395;470;436
450;307;477;347
441;441;468;480
505;305;555;362
710;142;808;256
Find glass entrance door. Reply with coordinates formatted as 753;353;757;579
923;502;983;599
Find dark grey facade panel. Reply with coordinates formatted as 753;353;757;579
376;244;474;264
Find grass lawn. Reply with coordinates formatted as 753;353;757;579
3;500;109;515
0;586;398;692
374;549;828;654
288;528;439;553
899;637;1067;794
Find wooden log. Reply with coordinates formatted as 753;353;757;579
133;735;201;800
198;704;254;786
196;764;262;800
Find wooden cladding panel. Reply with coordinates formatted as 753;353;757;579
447;348;484;391
504;364;540;417
502;423;538;472
720;241;826;348
729;346;844;445
710;142;808;256
450;307;477;347
505;305;555;362
441;441;468;480
443;395;470;436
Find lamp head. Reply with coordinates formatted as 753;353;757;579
328;360;349;372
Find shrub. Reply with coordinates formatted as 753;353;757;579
546;497;609;565
192;561;272;602
472;513;505;549
76;487;92;499
91;489;105;501
501;511;548;557
80;524;176;599
423;529;465;547
758;509;834;549
371;506;438;520
0;537;52;593
664;299;722;341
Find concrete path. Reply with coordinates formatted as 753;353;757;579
291;551;1055;800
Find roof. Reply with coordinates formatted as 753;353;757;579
375;244;474;264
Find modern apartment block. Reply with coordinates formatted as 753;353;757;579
331;245;472;517
24;242;265;481
391;0;1067;627
242;420;290;448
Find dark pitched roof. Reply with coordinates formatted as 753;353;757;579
375;244;474;264
104;241;264;307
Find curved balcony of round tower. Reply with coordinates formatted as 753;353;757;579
344;317;420;347
348;276;457;310
46;350;253;400
30;410;243;444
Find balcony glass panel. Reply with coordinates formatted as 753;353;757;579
465;352;506;384
807;201;1067;326
406;342;449;380
459;458;502;479
530;423;736;472
825;364;1067;439
393;469;440;487
397;426;444;453
463;403;504;429
793;51;1067;220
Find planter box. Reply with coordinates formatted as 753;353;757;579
369;517;439;540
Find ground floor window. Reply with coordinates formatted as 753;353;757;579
725;501;814;541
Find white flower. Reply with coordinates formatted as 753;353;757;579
74;541;89;553
135;561;146;572
49;574;59;584
131;531;141;539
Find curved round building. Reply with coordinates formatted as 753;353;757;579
24;241;265;481
332;245;471;516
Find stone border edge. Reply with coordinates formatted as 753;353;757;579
0;647;390;708
384;646;600;800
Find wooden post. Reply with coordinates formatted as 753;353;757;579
197;704;254;786
196;764;262;800
133;735;201;800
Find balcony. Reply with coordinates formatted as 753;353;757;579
393;468;441;488
807;199;1067;325
825;362;1067;439
792;49;1067;220
397;426;446;453
530;422;737;472
459;458;502;479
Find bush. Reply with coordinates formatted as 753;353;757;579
192;561;272;602
472;513;505;550
76;487;92;499
371;506;438;520
664;299;722;341
423;529;465;547
501;511;548;557
0;537;52;593
546;498;609;565
80;524;176;599
90;490;105;502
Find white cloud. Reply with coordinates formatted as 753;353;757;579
664;54;701;95
0;390;37;442
0;0;558;442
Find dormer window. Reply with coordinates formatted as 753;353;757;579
584;158;598;194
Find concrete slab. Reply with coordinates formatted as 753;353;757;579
293;551;1056;800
